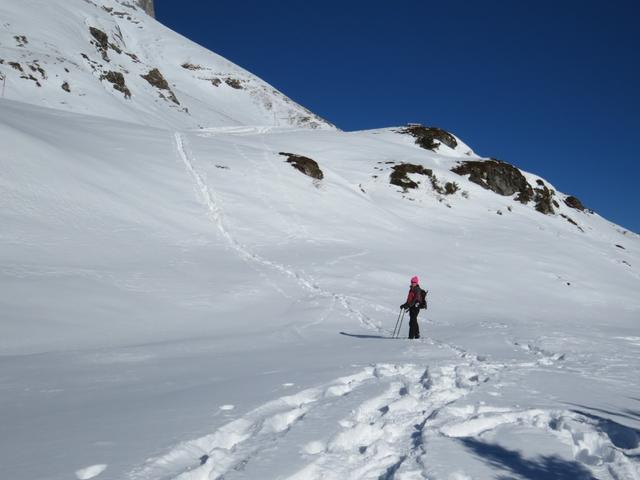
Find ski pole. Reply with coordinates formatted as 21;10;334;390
392;308;402;338
397;309;405;338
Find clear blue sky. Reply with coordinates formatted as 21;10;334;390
156;0;639;233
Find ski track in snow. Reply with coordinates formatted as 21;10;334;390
147;131;640;480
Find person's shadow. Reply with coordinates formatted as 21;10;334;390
339;331;396;340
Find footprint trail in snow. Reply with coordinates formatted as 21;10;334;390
159;130;640;480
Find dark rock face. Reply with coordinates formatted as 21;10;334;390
141;68;169;89
389;163;433;190
400;125;458;151
279;152;323;180
100;71;131;98
89;27;110;61
451;159;531;199
89;27;108;50
452;159;568;215
181;63;202;71
533;182;556;214
564;195;586;211
141;68;179;104
133;0;155;17
224;77;243;89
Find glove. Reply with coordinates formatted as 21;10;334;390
400;303;407;309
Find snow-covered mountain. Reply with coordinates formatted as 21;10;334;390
0;0;332;129
1;1;639;480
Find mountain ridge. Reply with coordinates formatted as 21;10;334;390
0;0;332;129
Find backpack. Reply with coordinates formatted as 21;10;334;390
418;289;428;309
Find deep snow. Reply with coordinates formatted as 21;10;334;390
1;1;639;479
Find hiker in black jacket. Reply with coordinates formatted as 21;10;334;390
400;276;423;339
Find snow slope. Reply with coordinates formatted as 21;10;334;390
1;1;639;479
0;0;332;129
2;98;639;480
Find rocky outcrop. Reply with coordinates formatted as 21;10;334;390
388;162;459;195
100;71;131;98
279;152;323;180
451;159;531;200
533;180;557;214
564;195;586;211
399;124;458;151
133;0;155;17
141;68;179;104
389;163;432;190
89;27;110;61
224;77;244;89
451;159;571;216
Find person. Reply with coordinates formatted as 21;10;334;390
400;276;423;339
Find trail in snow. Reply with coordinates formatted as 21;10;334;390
174;131;380;332
128;336;638;480
165;131;640;480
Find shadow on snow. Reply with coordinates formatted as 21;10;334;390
339;331;397;340
458;437;597;480
568;408;640;450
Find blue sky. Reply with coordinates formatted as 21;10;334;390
156;0;639;233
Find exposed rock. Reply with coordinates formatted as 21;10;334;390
389;163;432;190
224;77;243;89
28;62;46;79
109;42;122;54
533;181;556;215
564;195;586;211
279;152;323;180
141;68;179;104
561;214;585;232
125;52;140;63
615;244;625;250
141;68;170;89
61;81;71;92
133;0;155;17
21;73;41;87
399;124;458;151
100;71;131;98
14;35;28;47
427;171;459;195
9;62;23;72
210;78;222;87
451;159;532;201
444;181;459;195
89;27;110;61
181;62;203;70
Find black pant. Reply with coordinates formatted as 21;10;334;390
408;307;420;339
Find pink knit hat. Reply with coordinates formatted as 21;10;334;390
411;276;419;284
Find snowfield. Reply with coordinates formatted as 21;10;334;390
1;1;639;479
